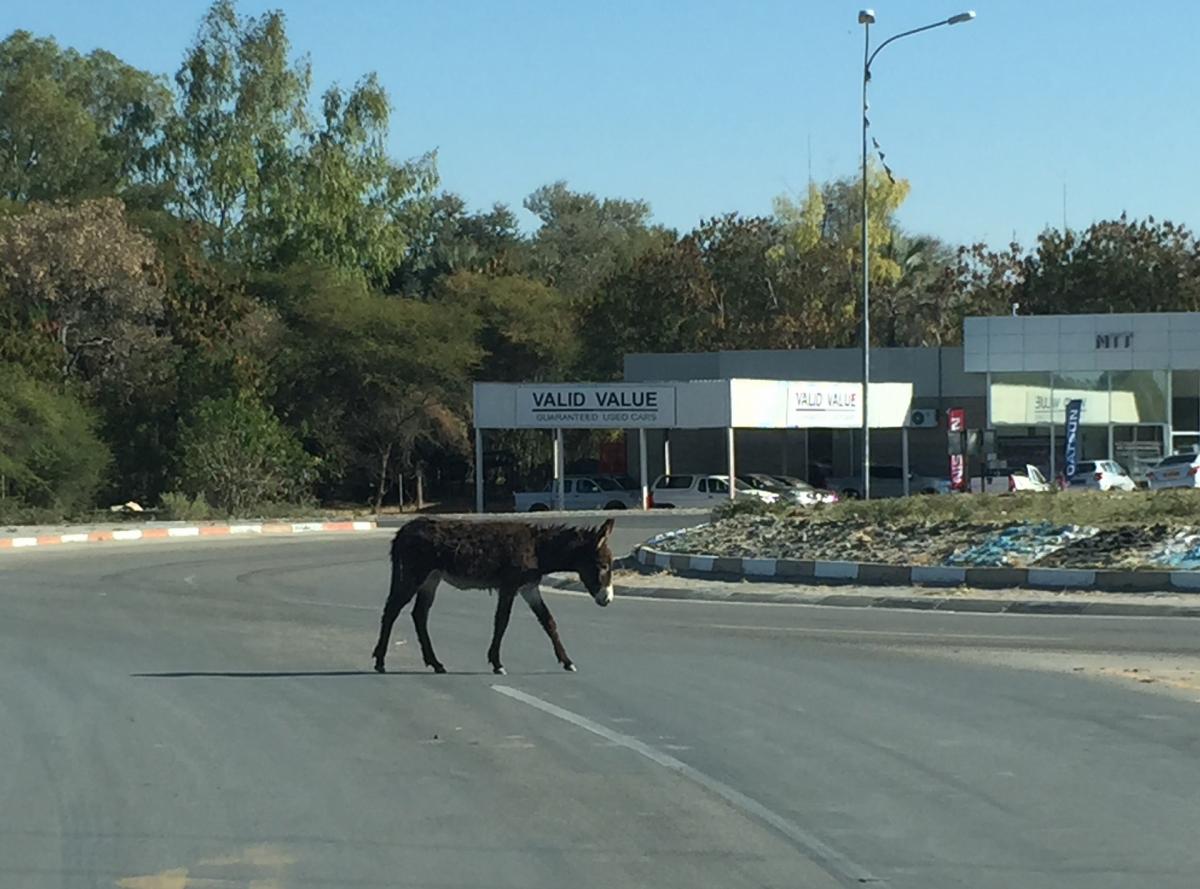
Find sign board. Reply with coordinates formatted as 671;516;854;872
948;407;966;492
514;385;676;428
785;381;862;428
1063;398;1083;478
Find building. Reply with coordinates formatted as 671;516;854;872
622;312;1200;486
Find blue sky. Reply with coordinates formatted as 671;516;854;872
10;1;1192;248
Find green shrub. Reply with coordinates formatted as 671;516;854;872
0;366;110;515
711;497;793;522
175;393;318;516
157;491;213;521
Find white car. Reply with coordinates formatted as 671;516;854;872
747;474;839;505
824;465;952;499
649;474;779;508
1146;452;1200;490
1065;460;1136;492
513;475;641;511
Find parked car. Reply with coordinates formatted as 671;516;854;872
739;473;838;505
1146;452;1200;490
649;474;779;508
1009;464;1054;492
1064;460;1136;492
972;464;1054;494
823;465;952;499
513;475;641;511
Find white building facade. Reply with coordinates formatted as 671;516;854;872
964;313;1200;478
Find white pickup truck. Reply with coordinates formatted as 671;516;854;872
513;475;641;512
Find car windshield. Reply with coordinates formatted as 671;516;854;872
1157;454;1198;467
594;477;621;491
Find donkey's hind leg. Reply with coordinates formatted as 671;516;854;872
411;580;446;674
372;563;422;673
486;588;518;675
519;584;575;672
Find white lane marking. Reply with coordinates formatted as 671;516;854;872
492;684;880;886
112;530;143;541
693;624;1071;643
60;533;89;543
230;524;264;534
167;527;201;538
351;521;374;531
12;537;39;547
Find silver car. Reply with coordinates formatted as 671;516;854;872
1146;452;1200;490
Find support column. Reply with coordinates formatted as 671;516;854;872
727;427;737;500
638;428;650;510
902;426;911;497
474;427;484;514
553;428;565;511
663;429;672;476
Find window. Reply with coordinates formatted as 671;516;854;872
656;475;693;490
595;477;620;491
708;478;729;494
575;479;598;493
1157;454;1198;467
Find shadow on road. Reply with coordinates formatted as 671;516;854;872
131;669;496;678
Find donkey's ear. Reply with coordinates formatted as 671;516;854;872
597;518;616;543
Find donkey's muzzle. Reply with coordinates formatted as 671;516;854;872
595;583;614;607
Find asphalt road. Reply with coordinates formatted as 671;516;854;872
3;526;1200;889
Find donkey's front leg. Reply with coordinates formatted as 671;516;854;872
519;584;575;672
486;588;517;675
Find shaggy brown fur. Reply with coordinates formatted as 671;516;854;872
371;517;615;674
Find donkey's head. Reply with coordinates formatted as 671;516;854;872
573;518;616;606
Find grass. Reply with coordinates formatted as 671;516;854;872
713;489;1200;529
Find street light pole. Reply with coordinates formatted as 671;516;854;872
858;8;974;501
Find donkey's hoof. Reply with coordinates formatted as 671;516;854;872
492;665;506;675
564;662;577;673
373;662;386;674
430;663;447;674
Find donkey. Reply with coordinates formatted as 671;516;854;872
371;517;616;675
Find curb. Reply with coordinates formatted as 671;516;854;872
542;574;1200;619
0;520;379;553
632;535;1200;595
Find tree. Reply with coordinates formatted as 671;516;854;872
1015;216;1200;316
273;270;480;511
0;31;171;203
0;366;110;513
165;0;310;246
773;165;912;291
176;391;317;514
434;272;575;382
394;193;527;297
0;198;169;393
165;1;437;283
524;181;669;299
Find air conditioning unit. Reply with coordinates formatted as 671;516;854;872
907;408;940;428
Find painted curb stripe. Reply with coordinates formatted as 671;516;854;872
814;561;859;580
911;566;966;586
636;544;1200;595
1170;571;1200;590
0;521;378;553
1027;568;1097;588
742;558;779;577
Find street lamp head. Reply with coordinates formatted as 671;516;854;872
947;11;976;24
858;9;876;24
